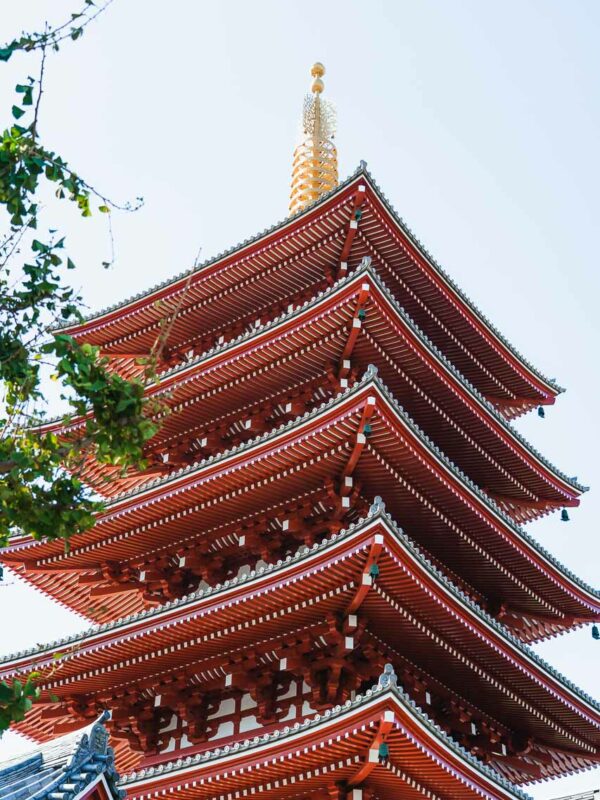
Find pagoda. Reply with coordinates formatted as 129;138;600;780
1;63;599;800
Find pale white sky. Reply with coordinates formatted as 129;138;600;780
0;2;598;796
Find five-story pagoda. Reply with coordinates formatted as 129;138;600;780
1;63;599;800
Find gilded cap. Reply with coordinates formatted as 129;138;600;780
289;63;339;215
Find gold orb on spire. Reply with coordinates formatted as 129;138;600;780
311;62;325;93
289;62;339;216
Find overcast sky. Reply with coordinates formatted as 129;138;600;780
0;2;598;797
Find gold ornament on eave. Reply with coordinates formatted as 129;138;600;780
289;62;339;215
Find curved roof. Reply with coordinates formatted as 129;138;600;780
39;260;586;500
54;165;561;405
88;370;599;605
119;684;530;800
3;370;596;636
1;503;597;722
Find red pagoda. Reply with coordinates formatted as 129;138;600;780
1;63;599;800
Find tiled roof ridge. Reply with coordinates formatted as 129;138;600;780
39;260;585;494
52;164;561;396
118;682;530;799
0;711;124;799
1;499;597;717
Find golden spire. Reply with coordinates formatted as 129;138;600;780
289;62;339;215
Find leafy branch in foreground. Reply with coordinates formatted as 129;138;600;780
0;0;155;547
0;675;39;731
0;0;165;732
0;649;73;733
0;1;115;64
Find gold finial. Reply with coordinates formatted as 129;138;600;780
311;62;325;93
289;62;339;215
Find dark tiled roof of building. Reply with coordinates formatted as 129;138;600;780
0;713;124;800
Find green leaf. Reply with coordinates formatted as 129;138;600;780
0;682;13;702
11;105;25;119
98;205;109;214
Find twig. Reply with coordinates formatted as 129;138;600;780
145;250;202;375
30;34;47;141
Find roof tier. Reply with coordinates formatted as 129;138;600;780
4;375;597;640
44;263;583;523
118;687;531;800
1;512;597;784
56;167;560;419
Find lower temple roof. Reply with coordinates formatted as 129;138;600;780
2;501;597;717
1;502;598;785
0;712;123;800
118;681;531;800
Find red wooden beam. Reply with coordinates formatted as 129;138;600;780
347;710;395;787
339;282;371;378
342;396;377;479
346;534;384;615
339;186;367;274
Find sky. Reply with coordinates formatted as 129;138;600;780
0;1;599;796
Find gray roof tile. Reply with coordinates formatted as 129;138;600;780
0;713;124;800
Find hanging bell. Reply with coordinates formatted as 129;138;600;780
561;509;570;522
538;406;545;418
369;562;380;579
592;625;600;640
354;208;363;221
363;423;372;436
378;742;389;760
357;308;367;321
